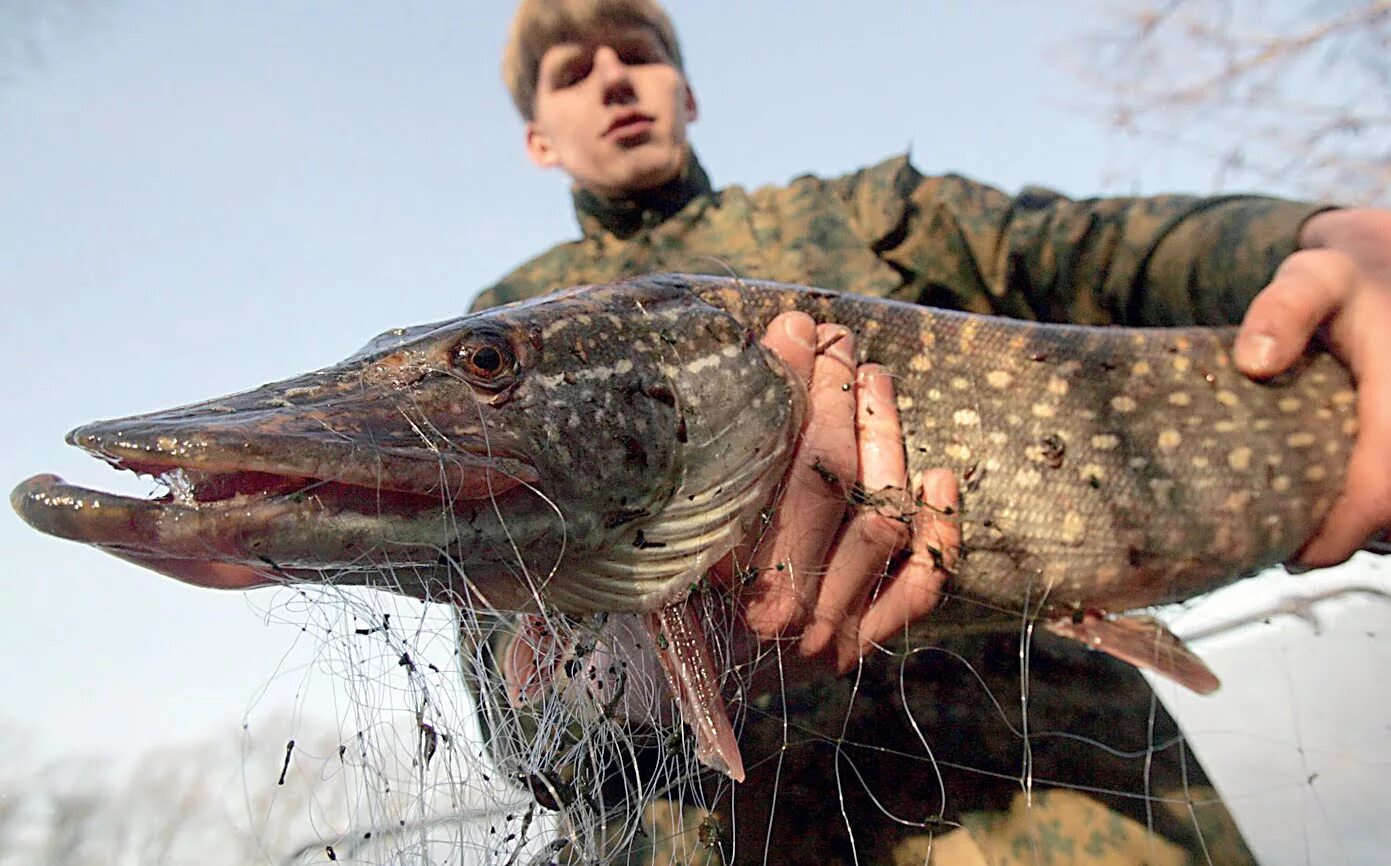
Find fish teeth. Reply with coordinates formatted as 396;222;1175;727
161;468;197;507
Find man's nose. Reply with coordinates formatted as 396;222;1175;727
594;46;636;104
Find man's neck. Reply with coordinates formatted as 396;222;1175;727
572;151;713;239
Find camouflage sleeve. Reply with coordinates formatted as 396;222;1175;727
837;155;1334;327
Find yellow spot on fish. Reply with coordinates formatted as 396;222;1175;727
1286;432;1316;448
1216;390;1239;407
910;354;933;373
928;388;942;401
951;377;970;390
1060;511;1086;545
1214;420;1238;434
988;431;1009;446
1014;468;1042;488
1272;475;1292;492
953;408;980;426
1306;465;1328;481
987;370;1012;389
1158;430;1182;451
1168;392;1191;407
945;443;973;462
1047;376;1069;396
1343;418;1359;436
1172;356;1191;373
1032;402;1056;418
1191;455;1210;469
1111;395;1137;413
1132;360;1152;376
1081;463;1106;483
1279;397;1301;413
1227;447;1252;471
1332;389;1355;406
1222;490;1251;511
1006;414;1023;427
897;395;916;411
1091;434;1120;450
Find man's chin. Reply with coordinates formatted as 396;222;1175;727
611;150;685;193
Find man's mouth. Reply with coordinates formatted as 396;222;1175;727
604;112;655;139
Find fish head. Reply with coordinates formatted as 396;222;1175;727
13;276;805;615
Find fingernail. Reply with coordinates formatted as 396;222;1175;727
1236;333;1278;374
780;313;815;350
856;364;892;397
799;624;829;658
835;642;859;675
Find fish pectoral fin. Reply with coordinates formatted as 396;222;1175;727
1044;612;1221;695
645;597;746;782
500;613;573;708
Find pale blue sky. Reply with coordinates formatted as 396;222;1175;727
2;2;1388;860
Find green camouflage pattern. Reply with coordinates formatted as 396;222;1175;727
472;151;1324;329
471;152;1317;864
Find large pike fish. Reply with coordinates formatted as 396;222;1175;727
11;274;1358;782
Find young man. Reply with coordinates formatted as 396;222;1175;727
473;1;1391;862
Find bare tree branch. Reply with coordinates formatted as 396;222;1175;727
1069;0;1391;204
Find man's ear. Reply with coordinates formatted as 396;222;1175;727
525;122;559;169
684;84;699;123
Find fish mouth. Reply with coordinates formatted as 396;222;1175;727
12;420;540;593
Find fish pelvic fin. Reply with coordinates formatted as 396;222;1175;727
1044;611;1221;696
646;597;746;782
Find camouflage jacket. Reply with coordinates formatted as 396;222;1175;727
471;150;1322;328
471;153;1321;865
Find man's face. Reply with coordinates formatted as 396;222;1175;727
526;26;697;199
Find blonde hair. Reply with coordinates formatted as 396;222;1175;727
502;0;684;120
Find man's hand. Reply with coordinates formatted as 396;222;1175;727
1235;207;1391;566
713;311;961;672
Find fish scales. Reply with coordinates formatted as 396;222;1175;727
684;276;1356;615
9;272;1364;782
13;272;1356;624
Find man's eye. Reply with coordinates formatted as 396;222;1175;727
617;42;660;65
555;59;591;88
619;48;654;65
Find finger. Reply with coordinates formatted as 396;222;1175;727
1234;248;1357;378
798;364;910;662
758;311;818;386
1297;286;1391;565
857;468;960;658
739;324;859;637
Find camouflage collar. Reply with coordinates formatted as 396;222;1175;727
572;151;714;240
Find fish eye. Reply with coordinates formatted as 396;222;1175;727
452;332;517;388
471;346;503;373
